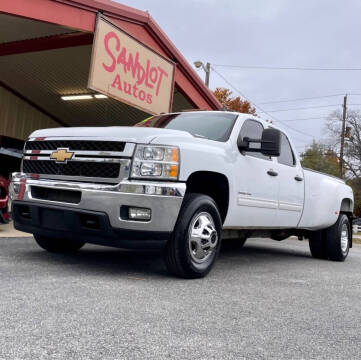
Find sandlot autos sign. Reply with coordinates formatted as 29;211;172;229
88;15;175;115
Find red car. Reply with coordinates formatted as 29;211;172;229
0;135;24;224
0;176;10;224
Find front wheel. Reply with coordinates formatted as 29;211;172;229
165;194;222;279
34;234;85;253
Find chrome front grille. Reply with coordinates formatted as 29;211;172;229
23;138;134;183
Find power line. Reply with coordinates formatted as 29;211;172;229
275;104;361;113
262;103;361;113
213;64;361;71
258;94;345;105
255;93;361;105
289;133;314;142
260;104;345;113
211;66;315;138
282;117;327;122
292;137;314;143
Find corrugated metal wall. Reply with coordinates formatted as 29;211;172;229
0;85;59;140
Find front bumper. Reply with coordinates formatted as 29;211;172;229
10;173;186;247
12;202;172;249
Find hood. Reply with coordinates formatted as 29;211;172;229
29;126;194;144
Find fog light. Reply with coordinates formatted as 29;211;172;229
128;207;151;221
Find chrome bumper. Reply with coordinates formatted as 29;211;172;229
10;173;186;233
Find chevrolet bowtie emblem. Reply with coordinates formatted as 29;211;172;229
50;148;74;163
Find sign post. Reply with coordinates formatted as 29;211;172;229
88;15;176;115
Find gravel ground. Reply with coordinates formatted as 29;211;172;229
1;237;361;360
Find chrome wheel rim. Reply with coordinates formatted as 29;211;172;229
341;223;349;253
188;212;218;264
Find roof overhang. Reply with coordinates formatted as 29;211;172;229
0;0;221;112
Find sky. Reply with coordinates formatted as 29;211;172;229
117;0;361;153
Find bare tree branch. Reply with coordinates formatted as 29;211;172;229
325;109;361;179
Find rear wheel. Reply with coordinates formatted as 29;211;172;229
325;214;350;261
34;234;85;253
308;214;351;261
165;193;222;279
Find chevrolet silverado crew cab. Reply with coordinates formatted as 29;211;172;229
10;111;354;278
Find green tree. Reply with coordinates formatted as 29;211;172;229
346;177;361;216
300;141;339;177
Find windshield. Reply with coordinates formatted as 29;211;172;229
134;112;238;142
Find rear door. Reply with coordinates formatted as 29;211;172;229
273;132;305;227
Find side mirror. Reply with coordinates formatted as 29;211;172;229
238;128;281;157
260;128;281;156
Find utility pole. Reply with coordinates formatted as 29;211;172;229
204;62;211;87
339;94;347;178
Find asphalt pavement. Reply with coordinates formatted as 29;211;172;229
1;236;361;360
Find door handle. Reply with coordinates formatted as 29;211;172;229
294;175;303;181
267;169;278;177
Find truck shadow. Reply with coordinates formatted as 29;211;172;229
220;239;311;259
19;238;312;278
22;245;168;278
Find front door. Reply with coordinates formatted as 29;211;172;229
233;119;279;228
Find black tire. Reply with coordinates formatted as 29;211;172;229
165;193;222;279
308;230;327;259
34;234;85;253
325;214;351;261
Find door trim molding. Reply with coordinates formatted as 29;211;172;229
237;195;278;209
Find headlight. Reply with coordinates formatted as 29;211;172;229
131;145;179;180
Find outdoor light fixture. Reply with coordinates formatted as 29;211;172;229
194;61;203;69
61;95;93;101
61;94;108;101
193;60;211;87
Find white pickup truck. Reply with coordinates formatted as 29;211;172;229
10;111;354;278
